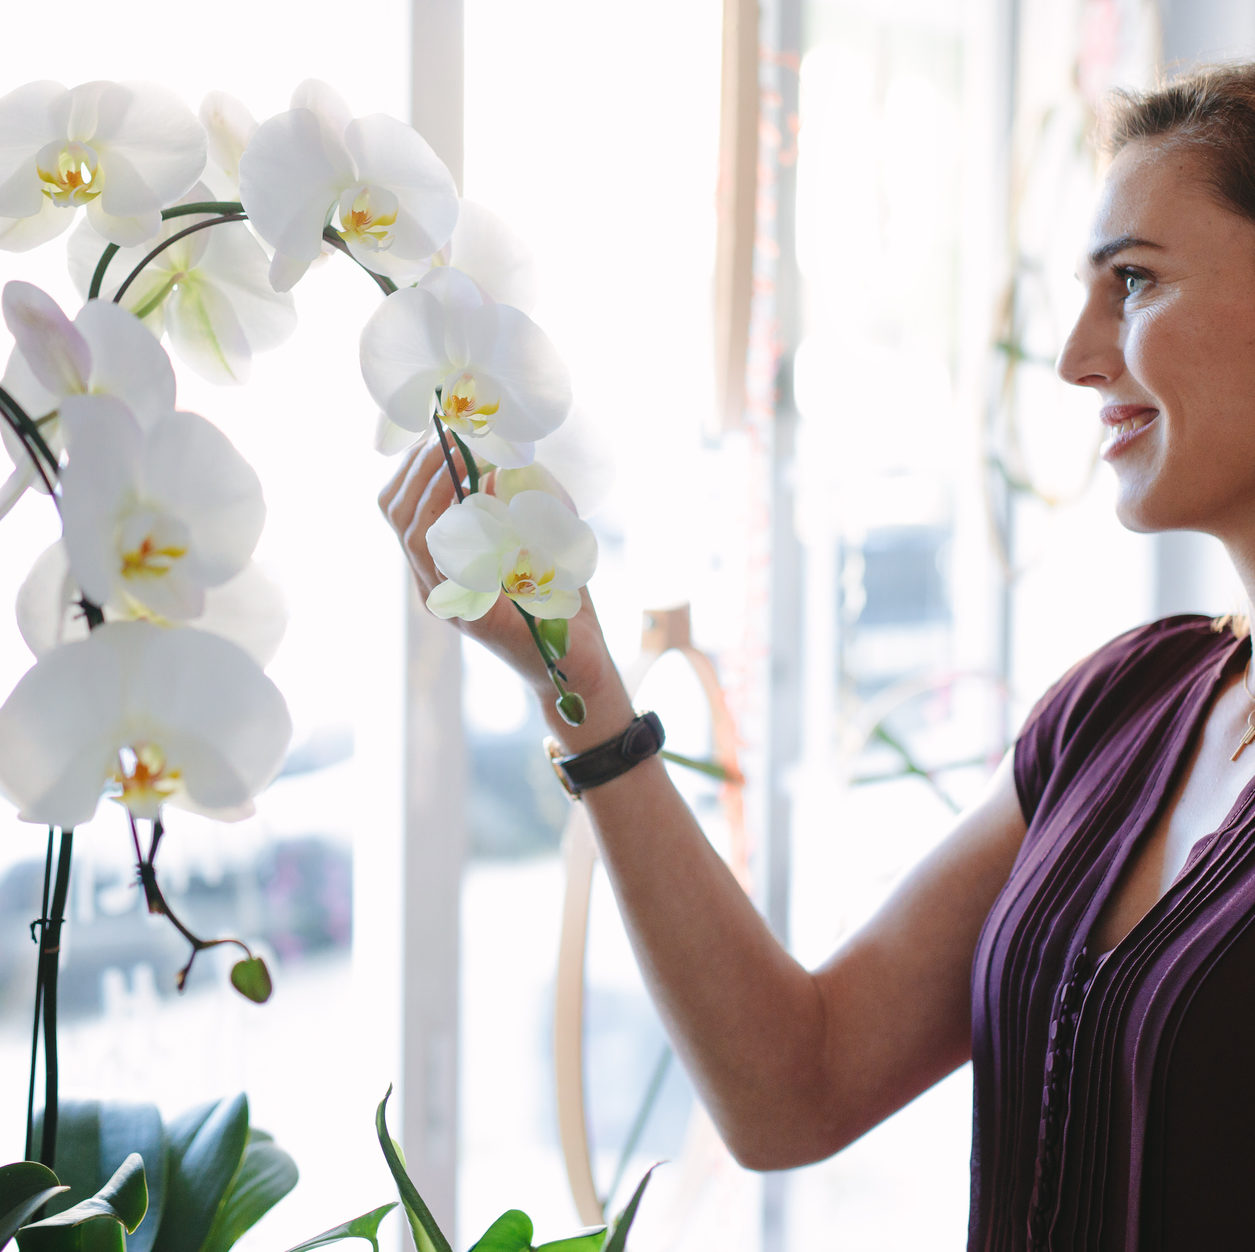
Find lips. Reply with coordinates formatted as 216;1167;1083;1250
1099;405;1158;456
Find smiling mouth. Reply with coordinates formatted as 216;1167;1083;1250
1099;408;1158;457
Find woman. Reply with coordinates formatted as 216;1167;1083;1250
380;63;1255;1250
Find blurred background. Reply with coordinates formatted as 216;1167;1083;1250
0;1;1252;1248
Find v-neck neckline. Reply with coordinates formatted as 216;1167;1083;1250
1086;627;1254;960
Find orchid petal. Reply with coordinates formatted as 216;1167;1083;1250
73;298;177;424
0;81;63;218
3;280;90;395
447;200;539;311
289;79;354;138
468;303;572;441
0;197;74;251
199;91;256;196
519;587;582;620
16;542;82;656
373;411;420;456
0;631;124;826
359;285;449;430
239;108;352;267
426;493;513;591
144;410;265;584
426;579;499;621
88;80;206;217
507;490;598;586
164;277;253;384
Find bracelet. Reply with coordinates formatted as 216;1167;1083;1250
545;711;665;799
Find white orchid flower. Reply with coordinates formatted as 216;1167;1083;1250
0;79;205;250
67;183;297;385
238;79;458;292
0;281;177;516
0;621;291;826
17;542;286;667
426;489;597;621
360;267;572;468
423;200;540;312
58;398;265;622
198;91;256;199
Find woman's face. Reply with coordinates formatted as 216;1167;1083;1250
1057;137;1255;541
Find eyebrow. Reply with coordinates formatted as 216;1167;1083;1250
1087;234;1164;267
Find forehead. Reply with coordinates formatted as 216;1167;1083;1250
1082;138;1249;264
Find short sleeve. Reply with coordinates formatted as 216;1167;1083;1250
1011;616;1229;826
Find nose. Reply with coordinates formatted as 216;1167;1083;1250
1055;296;1121;388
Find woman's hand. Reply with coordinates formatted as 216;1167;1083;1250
377;433;633;743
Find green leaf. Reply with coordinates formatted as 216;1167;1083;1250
152;1096;248;1252
602;1166;659;1252
279;1202;397;1252
536;618;569;661
229;958;273;1004
31;1101;167;1252
373;1089;452;1252
467;1209;533;1252
534;1231;607;1252
200;1132;297;1252
17;1153;147;1252
0;1163;69;1248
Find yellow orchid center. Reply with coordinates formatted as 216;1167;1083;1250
502;548;557;605
338;186;398;251
121;534;188;580
119;512;189;581
113;743;183;815
441;373;500;436
37;141;101;207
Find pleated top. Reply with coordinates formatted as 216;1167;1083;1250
969;615;1255;1250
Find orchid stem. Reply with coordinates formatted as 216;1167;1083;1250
111;213;248;307
26;827;73;1170
319;229;398;296
432;417;465;503
0;385;60;504
129;814;254;993
87;201;246;299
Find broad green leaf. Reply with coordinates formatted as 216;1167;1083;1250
373;1089;452;1252
534;1233;607;1252
200;1133;297;1252
467;1209;532;1252
17;1153;147;1252
280;1202;398;1252
0;1163;69;1248
229;958;272;1004
602;1166;659;1252
30;1101;166;1252
152;1095;248;1252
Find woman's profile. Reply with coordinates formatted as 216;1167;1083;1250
381;60;1255;1251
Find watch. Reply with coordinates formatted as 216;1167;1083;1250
545;711;665;798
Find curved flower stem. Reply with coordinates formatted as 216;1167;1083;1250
128;813;259;992
87;200;246;299
112;213;248;307
432;417;465;503
319;229;398;296
444;426;480;496
0;385;60;503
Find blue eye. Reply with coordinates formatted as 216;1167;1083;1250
1116;267;1150;298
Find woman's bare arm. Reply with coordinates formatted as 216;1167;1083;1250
380;437;1028;1170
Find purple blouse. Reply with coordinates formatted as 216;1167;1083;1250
969;615;1255;1250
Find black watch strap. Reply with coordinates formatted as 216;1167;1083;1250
546;711;665;798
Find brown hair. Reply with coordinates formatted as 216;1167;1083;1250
1103;63;1255;225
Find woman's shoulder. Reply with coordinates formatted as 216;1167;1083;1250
1012;614;1239;821
1051;613;1235;703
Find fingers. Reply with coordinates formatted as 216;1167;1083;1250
378;431;471;592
